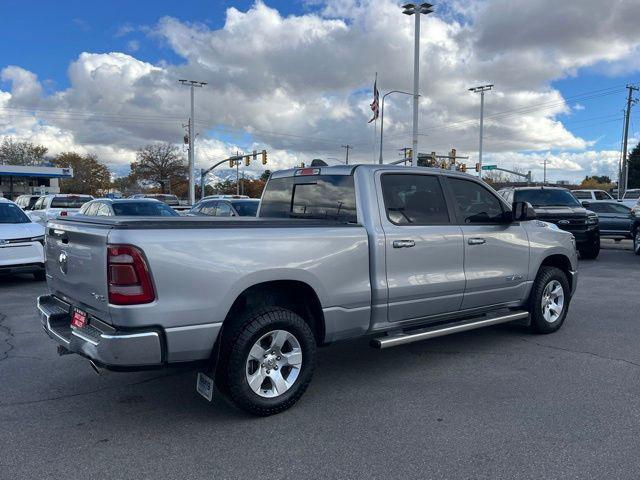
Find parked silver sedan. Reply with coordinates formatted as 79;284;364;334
79;198;180;217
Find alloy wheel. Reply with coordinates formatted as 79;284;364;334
245;330;302;398
541;280;565;323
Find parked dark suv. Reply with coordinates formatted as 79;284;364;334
499;186;600;259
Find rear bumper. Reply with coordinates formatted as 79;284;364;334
37;294;163;369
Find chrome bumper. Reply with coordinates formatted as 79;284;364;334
37;294;163;368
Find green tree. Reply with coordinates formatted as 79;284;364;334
629;143;640;189
131;143;187;193
260;169;272;182
0;137;48;166
52;152;111;196
111;174;140;196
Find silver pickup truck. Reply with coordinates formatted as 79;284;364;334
38;165;578;415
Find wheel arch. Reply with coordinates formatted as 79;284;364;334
221;280;326;347
539;254;574;291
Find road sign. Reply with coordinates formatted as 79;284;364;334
482;165;497;170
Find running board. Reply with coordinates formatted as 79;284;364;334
371;311;529;349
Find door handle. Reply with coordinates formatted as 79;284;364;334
393;239;415;248
468;237;486;245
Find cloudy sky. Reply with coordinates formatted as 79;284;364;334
1;0;639;183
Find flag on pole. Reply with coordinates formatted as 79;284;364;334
368;75;379;124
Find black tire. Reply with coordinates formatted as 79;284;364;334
529;266;570;334
216;307;316;416
579;240;600;259
634;229;640;256
33;270;46;281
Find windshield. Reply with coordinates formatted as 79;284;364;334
112;201;179;216
231;200;259;216
514;189;581;207
0;203;31;224
260;175;357;223
51;196;92;208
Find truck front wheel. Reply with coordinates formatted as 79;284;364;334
217;307;316;416
529;266;570;334
578;239;600;259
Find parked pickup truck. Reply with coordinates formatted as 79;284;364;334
38;165;578;416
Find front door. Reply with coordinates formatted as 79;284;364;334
445;177;530;310
379;173;465;323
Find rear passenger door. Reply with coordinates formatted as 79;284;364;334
379;173;465;323
445;177;530;310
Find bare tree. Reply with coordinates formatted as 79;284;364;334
131;143;187;193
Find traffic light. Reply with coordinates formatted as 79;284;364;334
406;148;412;159
229;159;234;168
245;156;250;167
261;150;267;165
300;162;305;168
460;164;467;173
475;163;480;172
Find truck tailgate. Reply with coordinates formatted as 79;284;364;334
45;219;111;322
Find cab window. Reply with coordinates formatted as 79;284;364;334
449;178;506;224
216;202;233;217
380;174;450;225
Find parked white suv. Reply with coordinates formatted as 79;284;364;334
28;194;93;225
572;189;614;201
0;198;45;280
621;189;640;208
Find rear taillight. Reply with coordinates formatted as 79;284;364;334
59;211;68;216
107;245;155;305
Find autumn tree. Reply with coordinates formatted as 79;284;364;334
580;175;614;191
0;137;48;166
52;152;111;196
131;143;187;193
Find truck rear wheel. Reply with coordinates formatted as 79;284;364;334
529;266;570;334
217;307;316;416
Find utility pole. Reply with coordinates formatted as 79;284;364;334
341;145;352;165
236;150;240;195
541;158;549;185
469;84;494;178
179;79;207;205
402;3;434;167
620;84;639;197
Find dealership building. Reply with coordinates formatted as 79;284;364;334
0;165;74;200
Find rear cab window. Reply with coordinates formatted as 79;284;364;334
260;174;357;223
572;191;592;199
51;196;92;208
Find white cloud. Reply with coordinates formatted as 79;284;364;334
0;0;639;182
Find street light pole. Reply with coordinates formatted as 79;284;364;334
469;84;493;178
179;79;207;205
402;3;434;167
379;90;414;164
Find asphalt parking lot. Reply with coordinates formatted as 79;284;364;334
2;243;640;479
